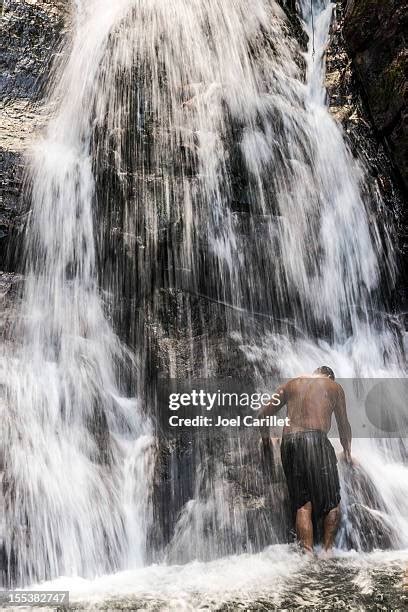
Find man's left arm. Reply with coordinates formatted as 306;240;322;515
334;385;352;463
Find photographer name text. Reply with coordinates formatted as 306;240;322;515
168;415;290;427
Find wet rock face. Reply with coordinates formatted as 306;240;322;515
1;0;67;101
0;0;67;268
326;1;407;312
343;0;408;190
0;272;23;340
277;0;308;49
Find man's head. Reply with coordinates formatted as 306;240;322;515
314;365;335;380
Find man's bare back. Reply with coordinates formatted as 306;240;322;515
280;377;346;433
267;371;351;459
259;366;352;554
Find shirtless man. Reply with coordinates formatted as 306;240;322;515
259;366;352;555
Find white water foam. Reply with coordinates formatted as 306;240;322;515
29;547;408;610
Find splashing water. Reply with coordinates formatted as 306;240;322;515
0;0;407;593
26;548;408;610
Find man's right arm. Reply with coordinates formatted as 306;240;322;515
334;385;352;462
257;382;288;450
258;383;287;419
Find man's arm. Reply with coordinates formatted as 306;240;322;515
334;385;352;462
258;383;288;446
258;383;288;418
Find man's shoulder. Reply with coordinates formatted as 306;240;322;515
327;380;345;398
288;375;310;384
284;376;308;391
285;376;345;395
333;380;345;393
293;376;343;391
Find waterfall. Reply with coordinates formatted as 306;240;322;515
1;0;406;590
1;0;155;585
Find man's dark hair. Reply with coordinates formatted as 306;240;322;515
314;366;335;380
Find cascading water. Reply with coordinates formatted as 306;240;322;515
1;0;155;586
1;0;407;603
157;0;408;563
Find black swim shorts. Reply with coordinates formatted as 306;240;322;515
280;430;341;519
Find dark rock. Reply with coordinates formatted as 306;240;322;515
344;502;394;550
343;0;408;190
0;272;23;339
327;1;408;313
277;0;308;50
0;0;68;275
0;148;26;270
338;460;395;550
1;0;67;101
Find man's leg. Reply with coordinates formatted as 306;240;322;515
295;501;313;552
323;504;340;551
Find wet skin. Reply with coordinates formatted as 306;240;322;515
269;375;351;457
259;374;352;553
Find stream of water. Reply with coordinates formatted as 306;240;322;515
1;0;407;606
